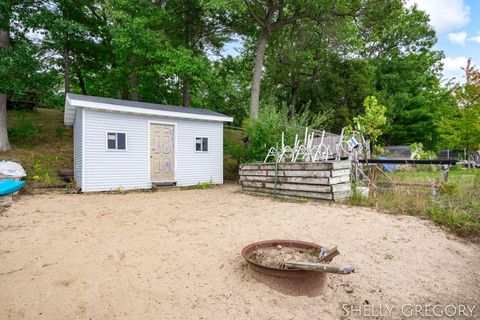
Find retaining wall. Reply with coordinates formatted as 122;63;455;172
239;161;352;201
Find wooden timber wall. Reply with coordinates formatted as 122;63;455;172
239;161;352;201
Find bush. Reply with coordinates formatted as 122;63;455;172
242;103;331;162
439;182;458;195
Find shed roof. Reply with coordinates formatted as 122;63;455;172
384;146;412;159
64;93;233;125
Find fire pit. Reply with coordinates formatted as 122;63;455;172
241;240;352;296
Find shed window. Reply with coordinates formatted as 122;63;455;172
195;137;208;152
107;132;126;150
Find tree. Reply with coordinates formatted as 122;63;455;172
1;0;57;150
0;1;11;151
33;0;109;95
241;0;350;119
439;59;480;157
352;0;442;148
161;0;231;107
353;96;387;146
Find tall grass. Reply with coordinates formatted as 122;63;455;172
349;168;480;239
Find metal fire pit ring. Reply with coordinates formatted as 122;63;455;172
241;239;334;296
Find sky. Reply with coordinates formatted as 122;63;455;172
221;0;480;83
407;0;480;82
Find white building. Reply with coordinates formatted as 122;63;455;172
64;93;233;192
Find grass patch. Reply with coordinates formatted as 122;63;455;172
349;169;480;239
181;180;216;190
3;108;73;186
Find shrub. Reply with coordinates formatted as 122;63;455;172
439;182;458;195
28;155;63;186
353;96;387;146
242;102;331;162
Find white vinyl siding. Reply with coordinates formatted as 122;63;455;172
82;109;223;192
73;108;83;188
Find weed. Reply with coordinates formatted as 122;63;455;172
4;108;73;188
347;183;367;206
358;169;480;239
55;127;65;138
182;179;216;190
106;187;126;194
384;253;394;260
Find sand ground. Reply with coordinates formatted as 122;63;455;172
1;184;479;319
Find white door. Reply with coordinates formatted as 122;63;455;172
150;124;175;182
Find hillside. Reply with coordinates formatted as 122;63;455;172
2;108;73;186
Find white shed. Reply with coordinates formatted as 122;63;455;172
64;93;233;192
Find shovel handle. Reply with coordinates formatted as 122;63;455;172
285;261;355;274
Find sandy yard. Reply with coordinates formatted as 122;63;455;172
1;184;479;319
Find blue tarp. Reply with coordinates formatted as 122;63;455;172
378;157;396;172
0;179;25;195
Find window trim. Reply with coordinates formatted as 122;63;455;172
105;131;128;151
195;137;209;152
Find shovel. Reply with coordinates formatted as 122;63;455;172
285;261;355;274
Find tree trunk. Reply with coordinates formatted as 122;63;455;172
182;76;190;107
249;29;269;119
0;12;11;151
76;68;87;95
310;67;318;110
129;55;139;101
0;94;10;151
290;75;299;116
63;39;71;93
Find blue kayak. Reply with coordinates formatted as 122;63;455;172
0;179;25;195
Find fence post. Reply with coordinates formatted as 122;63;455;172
273;160;278;199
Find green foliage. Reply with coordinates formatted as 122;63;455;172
7;115;39;141
427;206;480;237
353;96;387;145
55;127;65;138
348;183;367;206
29;156;63;186
439;182;458;195
410;142;425;160
1;0;463;156
438;59;480;155
242;102;331;162
223;128;246;180
356;169;480;238
182;179;215;190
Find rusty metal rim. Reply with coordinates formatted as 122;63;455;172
241;239;324;272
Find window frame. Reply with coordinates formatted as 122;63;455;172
105;131;128;151
195;137;208;152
